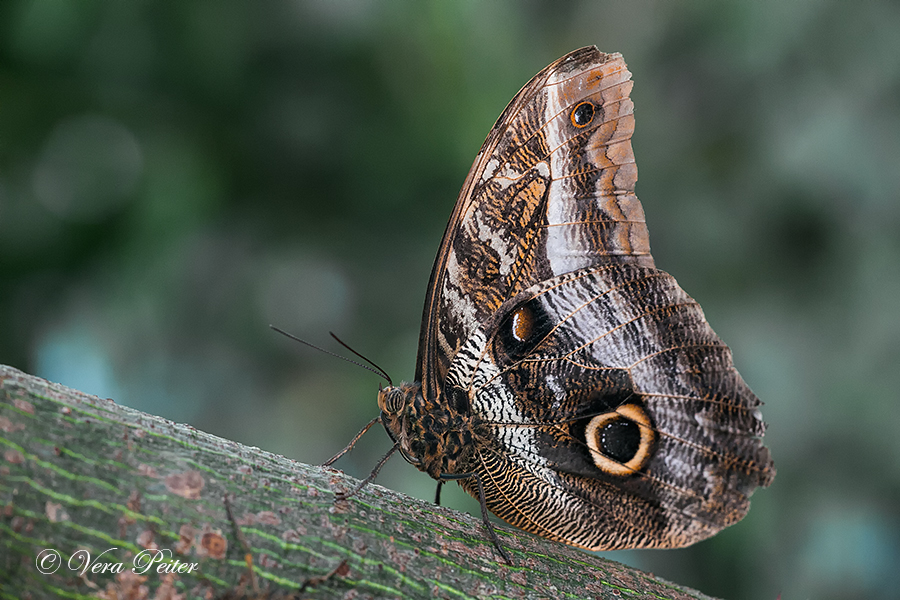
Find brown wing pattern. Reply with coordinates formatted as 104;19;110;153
460;265;774;550
417;47;652;400
406;46;773;551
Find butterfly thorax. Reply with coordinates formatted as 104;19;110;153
378;383;481;480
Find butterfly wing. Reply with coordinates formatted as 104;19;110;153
452;265;774;549
414;46;773;550
417;47;652;400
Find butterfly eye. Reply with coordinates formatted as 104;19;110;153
570;101;595;128
584;403;655;476
378;387;406;414
496;299;554;362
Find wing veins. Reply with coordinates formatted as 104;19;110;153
470;271;683;393
489;417;769;481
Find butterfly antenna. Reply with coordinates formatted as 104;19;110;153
269;326;392;386
329;332;392;387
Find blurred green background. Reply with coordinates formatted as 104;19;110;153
2;2;899;598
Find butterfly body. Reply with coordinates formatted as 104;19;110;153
378;383;482;480
368;46;773;553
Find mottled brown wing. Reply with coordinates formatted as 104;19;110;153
450;265;774;550
416;47;652;401
415;47;774;550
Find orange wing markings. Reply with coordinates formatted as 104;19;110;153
543;55;628;89
456;60;634;209
527;82;633;152
541;219;647;228
441;58;567;221
497;52;629;148
544;63;633;118
458;111;636;190
421;51;629;281
545;122;634;165
478;82;635;185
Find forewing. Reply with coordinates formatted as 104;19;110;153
417;47;653;400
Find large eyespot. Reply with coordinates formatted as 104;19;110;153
495;298;554;362
377;387;405;414
570;101;595;128
584;403;655;476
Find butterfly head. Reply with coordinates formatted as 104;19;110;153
377;383;423;467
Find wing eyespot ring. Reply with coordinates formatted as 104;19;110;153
570;101;595;128
584;403;655;476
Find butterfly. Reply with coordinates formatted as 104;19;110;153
328;46;774;561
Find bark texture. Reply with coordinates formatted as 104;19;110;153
0;364;716;599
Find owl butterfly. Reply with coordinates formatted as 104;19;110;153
329;46;774;560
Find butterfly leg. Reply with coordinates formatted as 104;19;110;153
322;415;380;467
439;472;512;564
434;481;444;506
335;441;399;501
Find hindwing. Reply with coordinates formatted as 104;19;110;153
448;265;773;549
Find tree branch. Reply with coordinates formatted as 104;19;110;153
0;365;716;599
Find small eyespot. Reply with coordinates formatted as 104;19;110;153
495;298;554;362
570;101;595;128
584;403;655;476
510;306;534;343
